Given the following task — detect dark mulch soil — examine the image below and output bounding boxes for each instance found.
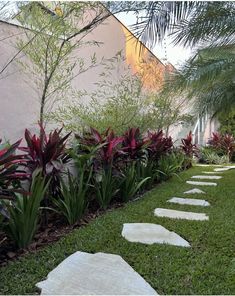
[0,201,124,266]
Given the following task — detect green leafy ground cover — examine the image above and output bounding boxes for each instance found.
[1,166,235,294]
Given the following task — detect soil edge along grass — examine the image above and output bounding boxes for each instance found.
[1,166,235,295]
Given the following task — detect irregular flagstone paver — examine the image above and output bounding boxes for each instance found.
[224,165,235,169]
[202,171,222,174]
[154,208,209,221]
[191,175,222,180]
[195,164,222,167]
[184,188,206,194]
[36,251,158,295]
[167,197,210,207]
[186,180,217,186]
[122,223,190,247]
[214,167,230,172]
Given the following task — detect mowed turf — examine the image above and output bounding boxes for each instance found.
[1,166,235,294]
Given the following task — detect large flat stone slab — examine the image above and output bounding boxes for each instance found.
[36,252,157,295]
[184,188,206,194]
[214,167,230,172]
[167,197,210,207]
[202,171,222,174]
[195,164,222,167]
[186,181,217,186]
[224,165,235,169]
[191,175,222,180]
[154,208,209,221]
[122,223,190,247]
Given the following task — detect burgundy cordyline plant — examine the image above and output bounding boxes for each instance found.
[208,132,235,160]
[122,127,146,161]
[180,131,198,158]
[208,132,221,150]
[145,130,173,160]
[19,124,71,198]
[75,127,124,170]
[0,138,28,218]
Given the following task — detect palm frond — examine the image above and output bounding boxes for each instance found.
[172,2,235,47]
[130,1,199,48]
[168,45,235,115]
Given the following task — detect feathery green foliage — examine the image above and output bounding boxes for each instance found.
[218,108,235,137]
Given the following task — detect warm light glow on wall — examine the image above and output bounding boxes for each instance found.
[121,25,165,92]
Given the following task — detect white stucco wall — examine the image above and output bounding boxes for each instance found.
[0,16,129,142]
[0,10,198,144]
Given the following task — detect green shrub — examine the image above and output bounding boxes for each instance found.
[218,108,235,137]
[94,167,119,210]
[199,147,229,164]
[54,142,95,225]
[173,149,191,170]
[53,171,90,225]
[119,163,150,202]
[3,170,49,249]
[157,152,183,180]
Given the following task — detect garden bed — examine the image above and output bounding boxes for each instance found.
[0,200,124,266]
[1,166,235,295]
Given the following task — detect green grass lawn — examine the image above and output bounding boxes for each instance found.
[1,166,235,295]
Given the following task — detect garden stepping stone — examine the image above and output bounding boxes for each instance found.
[154,208,209,221]
[167,197,210,207]
[122,223,190,247]
[224,165,235,169]
[36,251,158,295]
[191,175,222,180]
[202,171,222,174]
[195,164,222,167]
[186,181,217,186]
[184,188,205,194]
[214,167,230,172]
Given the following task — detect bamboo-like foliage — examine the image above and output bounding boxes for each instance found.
[15,2,112,126]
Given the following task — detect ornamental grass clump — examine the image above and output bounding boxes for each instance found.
[119,162,150,202]
[53,171,89,225]
[3,170,49,249]
[74,127,123,209]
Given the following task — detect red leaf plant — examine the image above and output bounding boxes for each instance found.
[208,132,221,150]
[208,132,235,160]
[76,127,124,169]
[180,131,198,157]
[122,127,147,160]
[145,130,173,160]
[0,139,28,188]
[19,125,71,175]
[221,134,235,159]
[19,124,71,198]
[0,138,28,218]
